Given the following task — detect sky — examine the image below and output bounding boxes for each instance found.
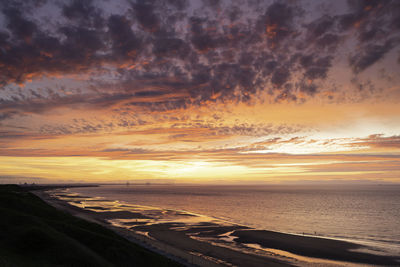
[0,0,400,184]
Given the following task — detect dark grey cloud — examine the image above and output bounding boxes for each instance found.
[339,1,400,73]
[189,16,227,52]
[349,40,395,73]
[271,68,290,87]
[108,14,141,59]
[166,0,188,10]
[337,0,384,31]
[302,15,342,53]
[153,37,189,59]
[0,4,104,84]
[315,33,340,51]
[0,31,10,46]
[62,0,104,29]
[0,0,399,116]
[60,26,104,61]
[3,7,37,42]
[132,1,160,32]
[258,2,302,48]
[303,56,333,80]
[306,15,335,39]
[298,82,318,96]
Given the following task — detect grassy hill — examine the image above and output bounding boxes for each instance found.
[0,185,181,267]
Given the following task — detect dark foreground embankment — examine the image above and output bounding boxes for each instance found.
[0,184,181,267]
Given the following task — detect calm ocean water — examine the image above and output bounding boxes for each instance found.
[71,184,400,255]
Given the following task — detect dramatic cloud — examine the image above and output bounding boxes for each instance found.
[0,0,397,105]
[0,0,399,183]
[349,40,395,73]
[261,2,300,48]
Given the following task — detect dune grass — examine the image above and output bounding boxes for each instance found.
[0,185,181,267]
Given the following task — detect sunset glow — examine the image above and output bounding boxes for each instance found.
[1,0,400,184]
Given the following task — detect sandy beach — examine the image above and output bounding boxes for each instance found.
[232,230,400,265]
[34,188,400,267]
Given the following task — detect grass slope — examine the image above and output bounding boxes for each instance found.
[0,185,181,267]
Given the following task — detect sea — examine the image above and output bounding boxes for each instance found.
[69,184,400,257]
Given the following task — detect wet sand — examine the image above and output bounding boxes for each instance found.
[34,189,292,266]
[34,188,400,267]
[232,230,400,265]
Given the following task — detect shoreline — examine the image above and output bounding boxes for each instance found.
[35,187,400,267]
[33,189,224,267]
